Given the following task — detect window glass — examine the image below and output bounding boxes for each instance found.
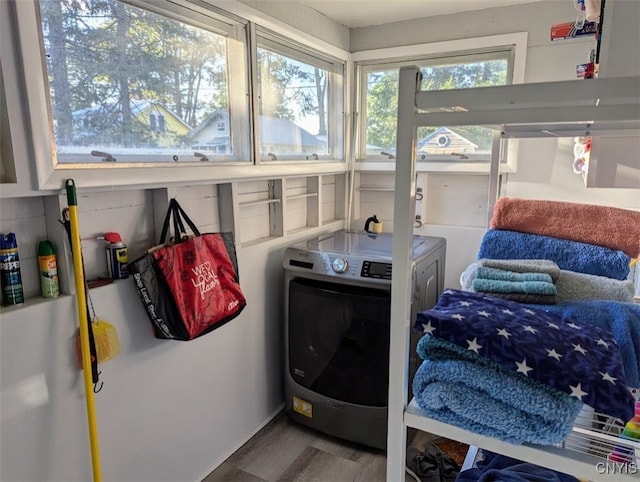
[256,32,343,161]
[37,0,247,163]
[361,52,510,160]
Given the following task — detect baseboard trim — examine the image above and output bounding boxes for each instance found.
[195,403,285,482]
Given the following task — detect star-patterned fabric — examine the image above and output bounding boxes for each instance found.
[415,289,634,421]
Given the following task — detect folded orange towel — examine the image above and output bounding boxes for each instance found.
[490,198,640,258]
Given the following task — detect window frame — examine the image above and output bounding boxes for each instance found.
[8,0,349,191]
[37,0,252,164]
[353,32,527,174]
[253,25,345,163]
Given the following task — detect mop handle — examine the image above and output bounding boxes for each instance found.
[66,179,102,482]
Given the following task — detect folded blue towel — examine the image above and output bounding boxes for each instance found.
[533,301,640,389]
[477,230,631,281]
[472,278,557,295]
[413,336,583,445]
[456,451,580,481]
[477,266,553,283]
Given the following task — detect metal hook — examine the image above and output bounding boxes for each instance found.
[93,372,103,393]
[414,215,423,228]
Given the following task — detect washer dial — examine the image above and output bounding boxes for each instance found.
[331,258,349,273]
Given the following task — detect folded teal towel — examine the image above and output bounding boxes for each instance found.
[476,266,553,283]
[472,278,558,295]
[479,259,561,283]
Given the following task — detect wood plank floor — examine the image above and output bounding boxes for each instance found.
[203,411,436,482]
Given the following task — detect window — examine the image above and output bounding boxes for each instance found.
[354,34,526,168]
[37,0,249,164]
[10,0,349,189]
[256,28,344,161]
[360,51,510,161]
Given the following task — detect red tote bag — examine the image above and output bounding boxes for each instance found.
[130,199,246,340]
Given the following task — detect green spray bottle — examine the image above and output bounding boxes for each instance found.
[38,240,60,298]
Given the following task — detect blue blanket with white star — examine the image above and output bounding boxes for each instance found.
[414,289,634,421]
[413,336,584,445]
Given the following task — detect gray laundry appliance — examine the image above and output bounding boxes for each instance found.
[282,229,446,449]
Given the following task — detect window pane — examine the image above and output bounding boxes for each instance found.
[364,56,509,158]
[38,0,239,163]
[257,47,329,160]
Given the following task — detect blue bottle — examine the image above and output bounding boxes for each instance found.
[0,233,25,305]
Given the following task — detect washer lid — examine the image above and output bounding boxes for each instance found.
[296,229,437,259]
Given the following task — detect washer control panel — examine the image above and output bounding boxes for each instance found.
[361,261,392,280]
[284,248,396,282]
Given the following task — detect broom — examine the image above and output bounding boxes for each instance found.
[61,211,120,384]
[64,179,103,482]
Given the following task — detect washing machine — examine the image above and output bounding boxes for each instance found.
[282,229,446,449]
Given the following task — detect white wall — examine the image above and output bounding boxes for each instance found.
[0,186,343,481]
[238,0,350,50]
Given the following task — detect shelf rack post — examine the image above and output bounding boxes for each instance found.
[387,65,421,482]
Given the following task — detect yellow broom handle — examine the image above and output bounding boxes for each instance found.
[66,180,102,482]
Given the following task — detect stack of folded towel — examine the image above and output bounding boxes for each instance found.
[412,290,636,444]
[472,198,639,302]
[462,259,560,304]
[461,259,636,305]
[461,197,640,396]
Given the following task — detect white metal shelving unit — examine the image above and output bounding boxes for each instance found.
[387,66,640,482]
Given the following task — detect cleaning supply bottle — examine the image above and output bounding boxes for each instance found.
[38,240,60,298]
[0,233,24,305]
[104,232,128,279]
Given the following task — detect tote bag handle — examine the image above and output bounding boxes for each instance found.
[159,199,201,245]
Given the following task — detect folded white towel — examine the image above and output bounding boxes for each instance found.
[556,270,635,303]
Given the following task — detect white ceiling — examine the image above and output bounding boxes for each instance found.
[298,0,547,28]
